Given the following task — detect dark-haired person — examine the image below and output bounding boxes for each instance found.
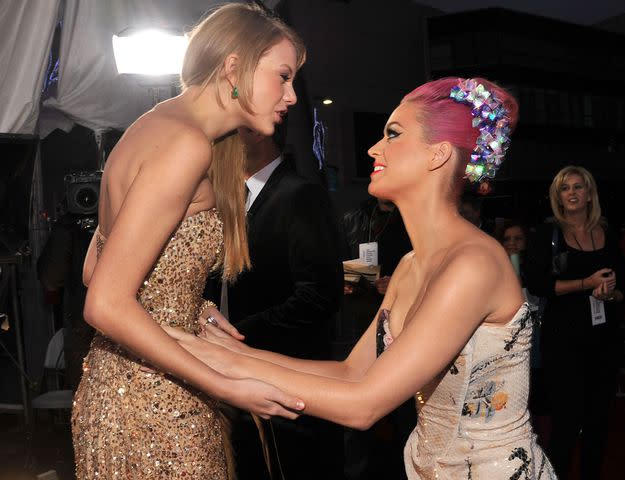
[168,78,556,479]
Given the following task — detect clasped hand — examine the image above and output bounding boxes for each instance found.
[588,268,616,301]
[138,310,303,420]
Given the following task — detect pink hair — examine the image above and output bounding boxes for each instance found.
[402,77,519,161]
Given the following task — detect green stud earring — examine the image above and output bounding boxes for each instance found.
[231,86,239,99]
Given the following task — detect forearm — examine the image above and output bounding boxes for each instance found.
[239,344,355,380]
[555,277,590,295]
[233,351,374,429]
[85,296,233,401]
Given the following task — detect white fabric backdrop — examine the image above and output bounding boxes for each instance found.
[40,0,244,137]
[0,0,61,134]
[1,0,280,137]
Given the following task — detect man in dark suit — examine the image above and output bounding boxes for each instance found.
[207,126,344,480]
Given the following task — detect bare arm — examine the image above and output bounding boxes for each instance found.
[173,248,505,429]
[200,255,409,381]
[555,268,614,295]
[82,233,97,287]
[214,313,378,381]
[84,129,302,418]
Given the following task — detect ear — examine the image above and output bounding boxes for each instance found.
[428,141,453,172]
[223,53,239,85]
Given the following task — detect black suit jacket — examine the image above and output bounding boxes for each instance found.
[207,161,343,359]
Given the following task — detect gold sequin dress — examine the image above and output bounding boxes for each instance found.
[377,304,557,479]
[72,209,229,479]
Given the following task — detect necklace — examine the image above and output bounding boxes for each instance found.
[570,228,596,251]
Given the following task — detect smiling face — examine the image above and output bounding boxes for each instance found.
[558,173,591,215]
[241,38,298,136]
[366,102,437,201]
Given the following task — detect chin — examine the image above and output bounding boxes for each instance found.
[369,182,400,205]
[368,181,385,199]
[254,122,275,137]
[242,115,274,137]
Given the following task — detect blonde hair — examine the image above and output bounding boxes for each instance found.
[208,133,248,282]
[549,165,602,230]
[181,3,306,281]
[181,3,306,113]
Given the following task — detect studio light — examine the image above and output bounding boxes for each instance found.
[322,98,333,105]
[112,29,188,75]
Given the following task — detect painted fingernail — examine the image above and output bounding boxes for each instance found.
[296,400,305,410]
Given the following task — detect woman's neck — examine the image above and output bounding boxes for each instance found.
[178,86,242,141]
[395,190,461,266]
[563,209,589,232]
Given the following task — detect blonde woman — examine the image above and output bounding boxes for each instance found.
[525,166,624,478]
[71,4,305,479]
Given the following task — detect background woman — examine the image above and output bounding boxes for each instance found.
[168,77,556,479]
[526,166,624,479]
[71,4,305,479]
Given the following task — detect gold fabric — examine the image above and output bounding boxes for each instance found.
[72,209,229,479]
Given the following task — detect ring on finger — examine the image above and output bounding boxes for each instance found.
[206,316,219,328]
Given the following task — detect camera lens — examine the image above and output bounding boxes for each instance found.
[75,186,98,210]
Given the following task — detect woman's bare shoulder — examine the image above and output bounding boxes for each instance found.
[395,251,416,272]
[441,234,507,285]
[442,234,522,322]
[110,110,211,172]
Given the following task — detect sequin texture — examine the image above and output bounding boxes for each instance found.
[72,209,228,479]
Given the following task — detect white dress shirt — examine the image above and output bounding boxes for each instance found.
[221,155,283,316]
[245,156,282,212]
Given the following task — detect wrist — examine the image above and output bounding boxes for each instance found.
[200,368,231,402]
[214,345,244,378]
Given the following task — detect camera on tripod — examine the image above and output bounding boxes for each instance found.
[64,171,102,216]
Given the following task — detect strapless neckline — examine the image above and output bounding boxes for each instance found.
[377,302,531,348]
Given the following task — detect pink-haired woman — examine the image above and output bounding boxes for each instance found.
[168,78,557,479]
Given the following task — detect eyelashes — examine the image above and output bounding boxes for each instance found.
[386,128,400,139]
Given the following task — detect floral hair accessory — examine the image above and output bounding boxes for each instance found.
[449,79,512,183]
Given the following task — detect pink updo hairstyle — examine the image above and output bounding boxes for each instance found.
[402,77,519,192]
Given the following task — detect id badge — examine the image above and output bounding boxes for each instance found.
[359,242,378,266]
[589,296,606,326]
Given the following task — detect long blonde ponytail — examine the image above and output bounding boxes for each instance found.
[209,132,250,282]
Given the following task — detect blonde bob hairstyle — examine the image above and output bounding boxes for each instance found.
[549,165,603,231]
[181,3,305,282]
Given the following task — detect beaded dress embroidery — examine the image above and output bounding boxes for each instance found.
[376,304,557,479]
[72,209,229,479]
